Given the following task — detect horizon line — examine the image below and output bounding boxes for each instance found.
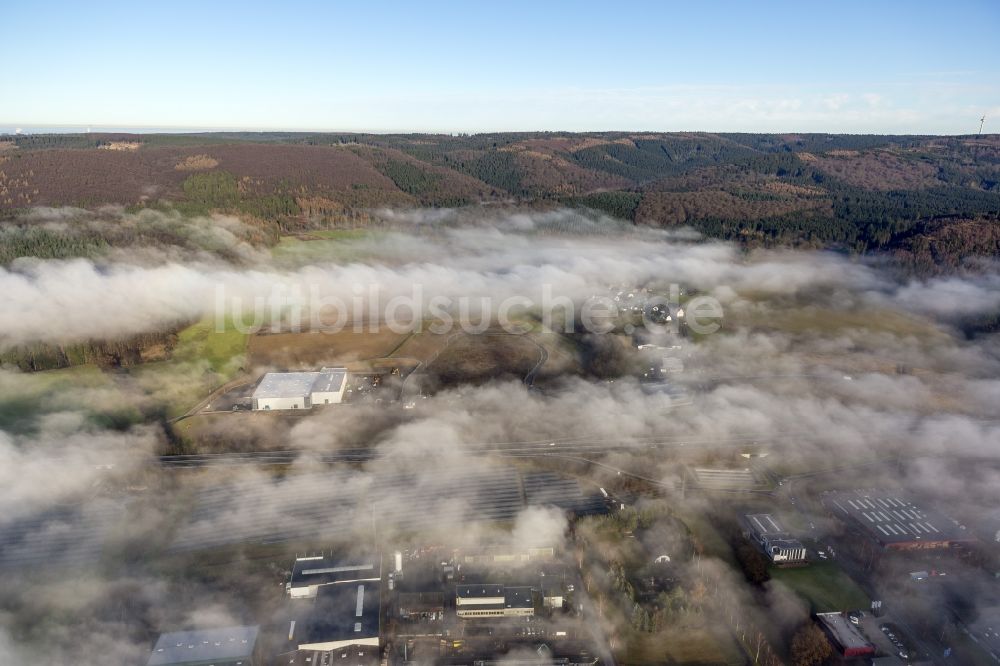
[0,124,991,138]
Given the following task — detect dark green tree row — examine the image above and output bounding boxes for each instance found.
[0,206,275,266]
[0,226,110,264]
[570,191,642,220]
[0,331,176,372]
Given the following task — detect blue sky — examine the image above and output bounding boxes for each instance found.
[3,0,999,133]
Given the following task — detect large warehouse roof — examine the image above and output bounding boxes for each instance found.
[823,489,969,546]
[457,584,504,599]
[745,513,786,537]
[312,368,346,393]
[289,557,379,590]
[252,369,347,399]
[504,587,534,609]
[147,625,258,666]
[253,372,319,399]
[294,582,380,648]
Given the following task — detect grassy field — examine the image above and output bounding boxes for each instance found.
[770,561,869,612]
[390,330,453,362]
[305,229,372,240]
[0,317,251,430]
[132,316,249,418]
[427,332,543,386]
[270,229,383,267]
[171,316,249,374]
[623,623,744,665]
[247,328,409,369]
[746,305,946,340]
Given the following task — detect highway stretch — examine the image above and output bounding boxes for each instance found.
[156,429,816,468]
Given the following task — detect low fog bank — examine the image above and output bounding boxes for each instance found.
[2,207,1000,663]
[3,207,999,350]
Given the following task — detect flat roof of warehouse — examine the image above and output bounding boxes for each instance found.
[312,368,346,393]
[253,372,319,399]
[147,625,258,665]
[823,489,969,544]
[290,582,380,648]
[289,557,380,589]
[767,537,805,550]
[252,369,346,399]
[745,513,787,536]
[457,584,504,598]
[504,587,534,608]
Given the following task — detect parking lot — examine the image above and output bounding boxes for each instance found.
[856,612,921,663]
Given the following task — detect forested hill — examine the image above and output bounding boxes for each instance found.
[1,131,999,269]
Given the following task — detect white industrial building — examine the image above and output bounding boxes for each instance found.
[455,584,534,618]
[252,368,347,411]
[762,537,808,563]
[744,513,808,564]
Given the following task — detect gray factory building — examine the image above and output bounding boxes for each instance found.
[822,489,973,550]
[284,582,381,652]
[286,556,380,599]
